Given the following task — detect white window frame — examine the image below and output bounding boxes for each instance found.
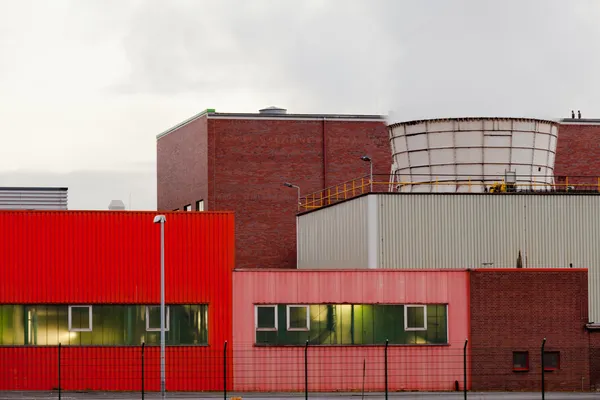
[404,304,427,331]
[196,200,204,211]
[255,305,278,331]
[146,305,170,332]
[184,204,192,211]
[68,305,93,332]
[286,305,310,331]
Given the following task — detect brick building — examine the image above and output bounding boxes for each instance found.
[156,107,391,269]
[469,269,591,391]
[555,118,600,187]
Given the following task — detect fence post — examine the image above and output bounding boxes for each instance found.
[58,342,61,400]
[541,338,546,400]
[385,339,389,400]
[305,340,309,400]
[224,341,228,400]
[463,339,468,399]
[141,342,145,400]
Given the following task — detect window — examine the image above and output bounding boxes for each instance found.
[287,305,310,331]
[196,200,204,211]
[184,204,192,211]
[254,304,448,346]
[405,305,427,331]
[146,306,170,331]
[543,351,560,371]
[256,306,277,331]
[172,208,179,211]
[0,304,208,346]
[513,351,529,371]
[68,306,92,332]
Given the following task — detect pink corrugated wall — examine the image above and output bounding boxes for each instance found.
[232,269,470,392]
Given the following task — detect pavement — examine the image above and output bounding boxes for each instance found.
[0,392,600,400]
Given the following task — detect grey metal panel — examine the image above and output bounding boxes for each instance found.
[297,196,369,269]
[0,188,68,210]
[376,193,600,321]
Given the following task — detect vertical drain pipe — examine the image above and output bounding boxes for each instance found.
[322,117,327,190]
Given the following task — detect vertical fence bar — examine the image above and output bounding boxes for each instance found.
[362,359,366,400]
[463,339,468,399]
[541,338,546,399]
[224,341,228,400]
[305,340,309,400]
[141,342,145,400]
[58,342,61,400]
[385,339,389,400]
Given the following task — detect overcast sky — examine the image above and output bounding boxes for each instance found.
[1,0,598,210]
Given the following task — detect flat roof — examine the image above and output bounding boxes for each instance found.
[156,108,386,139]
[560,118,600,125]
[298,191,600,216]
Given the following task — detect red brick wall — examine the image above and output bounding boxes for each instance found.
[209,118,390,269]
[157,115,209,211]
[469,269,589,391]
[555,124,600,185]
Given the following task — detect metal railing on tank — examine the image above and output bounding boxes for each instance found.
[298,174,600,212]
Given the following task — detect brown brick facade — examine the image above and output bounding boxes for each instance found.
[554,123,600,184]
[157,114,390,269]
[469,269,590,391]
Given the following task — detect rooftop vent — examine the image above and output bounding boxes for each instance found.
[108,200,126,210]
[259,106,287,115]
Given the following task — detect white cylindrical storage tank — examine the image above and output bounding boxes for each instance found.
[388,117,559,193]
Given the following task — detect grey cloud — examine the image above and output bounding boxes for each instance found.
[115,0,600,119]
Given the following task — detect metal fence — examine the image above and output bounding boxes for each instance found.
[298,174,600,212]
[0,339,594,398]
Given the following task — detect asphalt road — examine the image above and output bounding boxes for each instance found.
[1,392,600,400]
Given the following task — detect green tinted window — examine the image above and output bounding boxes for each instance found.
[255,304,448,346]
[256,306,276,329]
[0,304,208,346]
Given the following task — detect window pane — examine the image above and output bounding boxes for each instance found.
[544,352,559,369]
[288,306,308,330]
[406,306,425,329]
[257,307,276,329]
[70,306,91,331]
[147,306,162,330]
[308,305,330,345]
[513,352,528,369]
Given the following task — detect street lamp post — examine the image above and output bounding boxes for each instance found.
[283,182,301,207]
[153,214,167,399]
[360,156,373,192]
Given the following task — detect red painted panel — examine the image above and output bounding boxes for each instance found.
[232,270,470,392]
[0,346,227,391]
[0,210,234,391]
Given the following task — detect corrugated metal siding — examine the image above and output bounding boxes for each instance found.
[0,210,234,391]
[0,188,68,210]
[383,194,600,323]
[232,270,469,391]
[297,196,369,269]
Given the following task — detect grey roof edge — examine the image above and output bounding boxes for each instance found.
[156,109,387,140]
[0,187,68,191]
[156,109,212,140]
[560,118,600,125]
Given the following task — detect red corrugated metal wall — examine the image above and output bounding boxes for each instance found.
[0,210,234,392]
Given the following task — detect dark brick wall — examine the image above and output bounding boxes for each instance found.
[157,116,209,212]
[555,124,600,184]
[469,269,589,391]
[589,332,600,391]
[158,116,390,269]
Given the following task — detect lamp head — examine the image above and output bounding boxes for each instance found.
[283,182,293,188]
[153,215,166,224]
[360,155,372,162]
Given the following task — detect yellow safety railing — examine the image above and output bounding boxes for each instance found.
[297,174,600,212]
